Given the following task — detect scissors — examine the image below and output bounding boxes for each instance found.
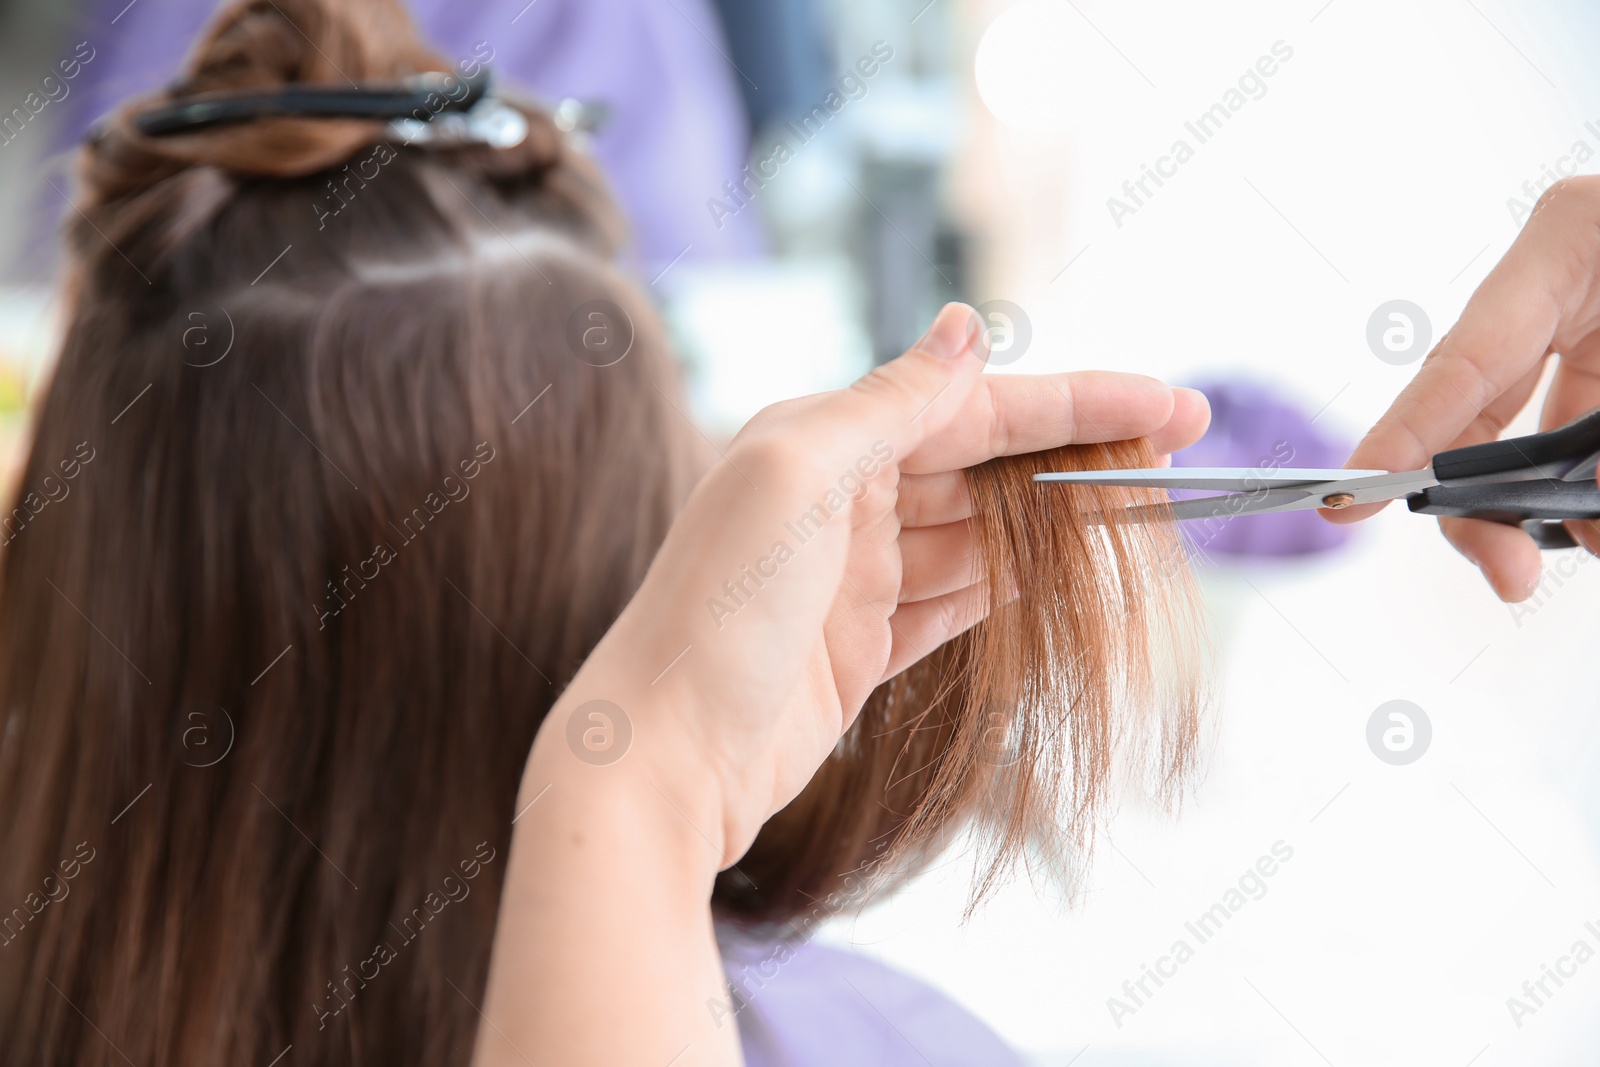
[1034,409,1600,550]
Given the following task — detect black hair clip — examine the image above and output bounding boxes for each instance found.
[125,68,527,148]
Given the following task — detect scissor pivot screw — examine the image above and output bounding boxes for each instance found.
[1322,492,1355,509]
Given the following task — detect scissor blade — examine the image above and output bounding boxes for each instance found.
[1100,487,1316,523]
[1090,468,1443,524]
[1033,467,1390,491]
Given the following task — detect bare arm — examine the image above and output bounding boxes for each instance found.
[472,710,734,1066]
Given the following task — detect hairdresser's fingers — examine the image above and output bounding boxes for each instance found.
[1147,387,1211,456]
[726,302,989,496]
[828,303,992,467]
[896,471,972,527]
[676,302,983,602]
[1326,354,1548,592]
[1438,516,1544,601]
[1326,349,1550,531]
[1539,338,1600,429]
[897,520,981,603]
[641,306,988,722]
[880,580,992,681]
[1330,178,1600,525]
[892,389,1209,529]
[897,371,1179,475]
[1399,370,1553,596]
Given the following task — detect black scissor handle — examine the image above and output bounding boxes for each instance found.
[1523,521,1582,550]
[1410,477,1600,520]
[1416,407,1600,550]
[1408,479,1600,549]
[1432,408,1600,485]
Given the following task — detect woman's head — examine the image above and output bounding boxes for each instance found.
[0,0,695,1061]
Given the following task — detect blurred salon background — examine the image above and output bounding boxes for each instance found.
[3,0,1600,1063]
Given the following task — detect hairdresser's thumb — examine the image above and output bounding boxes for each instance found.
[850,303,989,450]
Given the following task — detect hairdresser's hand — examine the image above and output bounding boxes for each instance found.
[477,303,1208,1067]
[1328,176,1600,601]
[546,302,1209,866]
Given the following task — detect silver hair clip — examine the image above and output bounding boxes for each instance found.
[388,96,528,149]
[551,98,610,135]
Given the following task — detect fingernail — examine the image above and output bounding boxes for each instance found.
[915,303,981,361]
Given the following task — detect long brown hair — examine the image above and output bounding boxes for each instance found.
[0,0,1206,1062]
